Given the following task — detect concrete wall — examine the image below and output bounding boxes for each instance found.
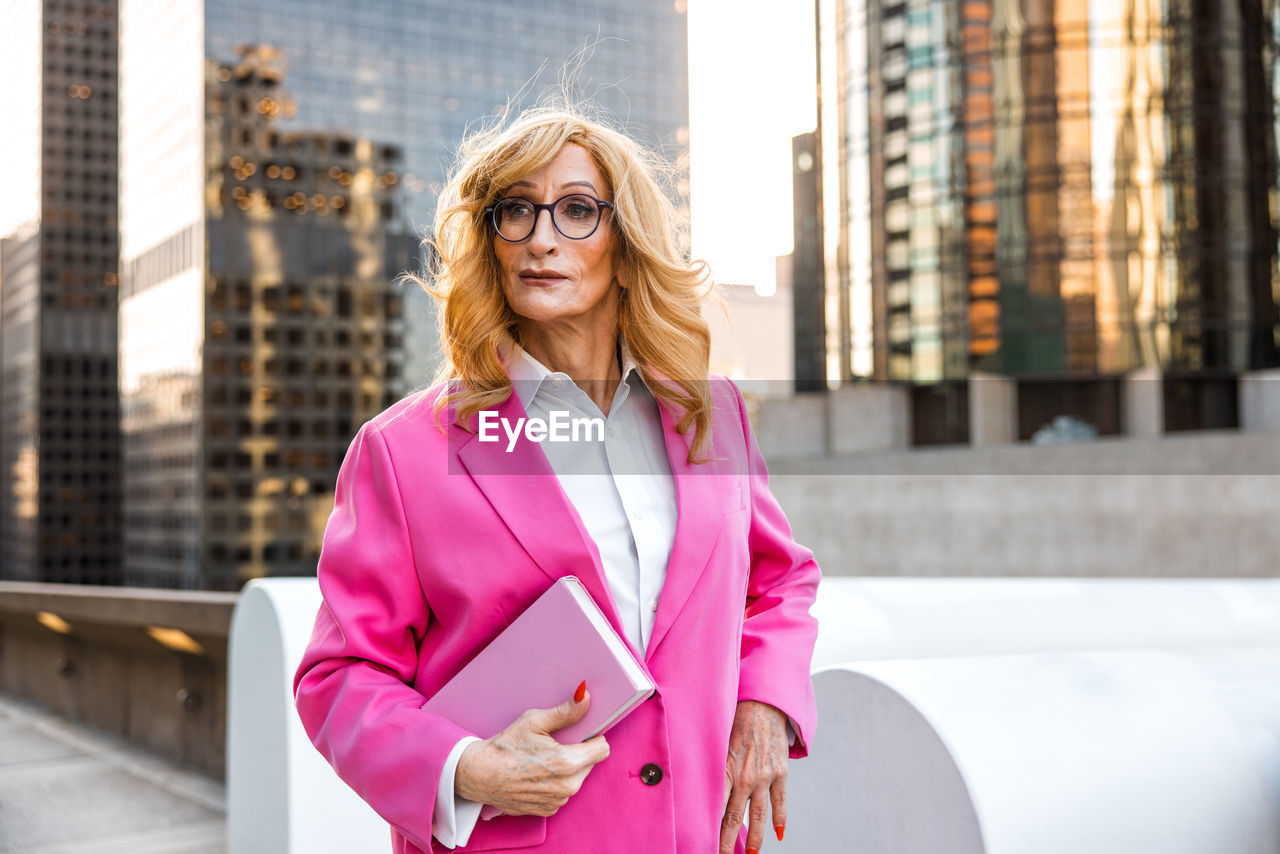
[828,384,910,456]
[0,582,237,776]
[1241,369,1280,432]
[969,373,1017,445]
[752,384,912,459]
[767,431,1280,578]
[753,392,828,458]
[1123,368,1164,437]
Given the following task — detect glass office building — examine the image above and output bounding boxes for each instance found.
[118,0,689,588]
[0,0,122,583]
[820,0,1280,439]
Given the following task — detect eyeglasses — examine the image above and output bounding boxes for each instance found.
[484,194,614,242]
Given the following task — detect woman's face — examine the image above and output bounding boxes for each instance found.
[491,142,623,337]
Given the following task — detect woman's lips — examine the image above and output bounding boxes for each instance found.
[518,273,567,286]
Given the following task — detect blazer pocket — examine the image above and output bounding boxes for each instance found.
[458,814,547,852]
[721,476,747,515]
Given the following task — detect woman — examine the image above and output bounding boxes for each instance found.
[294,106,820,854]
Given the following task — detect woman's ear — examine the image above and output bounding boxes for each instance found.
[611,236,628,290]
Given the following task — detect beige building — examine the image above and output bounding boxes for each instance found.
[706,257,795,398]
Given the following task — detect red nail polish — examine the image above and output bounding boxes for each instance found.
[775,823,785,841]
[746,848,759,854]
[574,680,586,703]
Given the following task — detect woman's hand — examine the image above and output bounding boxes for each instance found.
[721,700,789,854]
[454,685,611,817]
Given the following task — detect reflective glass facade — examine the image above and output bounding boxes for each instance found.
[826,0,1280,390]
[1,0,122,584]
[119,1,689,588]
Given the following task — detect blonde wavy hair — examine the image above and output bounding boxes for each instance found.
[414,105,714,461]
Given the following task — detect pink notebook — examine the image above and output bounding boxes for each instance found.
[423,575,656,746]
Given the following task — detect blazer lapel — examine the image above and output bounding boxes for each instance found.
[454,392,626,640]
[645,400,722,660]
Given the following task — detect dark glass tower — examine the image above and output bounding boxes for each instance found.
[1,0,122,584]
[792,131,827,391]
[118,1,690,588]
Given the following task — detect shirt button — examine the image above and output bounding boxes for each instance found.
[640,763,663,786]
[606,427,615,438]
[632,509,644,520]
[650,599,659,612]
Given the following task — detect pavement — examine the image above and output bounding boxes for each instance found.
[0,693,226,853]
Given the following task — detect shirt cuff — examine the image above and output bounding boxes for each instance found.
[432,736,484,849]
[786,718,798,747]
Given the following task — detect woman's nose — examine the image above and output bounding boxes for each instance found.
[526,208,559,253]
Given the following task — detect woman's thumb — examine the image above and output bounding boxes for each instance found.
[533,681,590,734]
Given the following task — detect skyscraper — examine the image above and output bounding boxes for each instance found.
[117,1,690,588]
[792,131,827,391]
[819,0,1280,440]
[0,0,122,584]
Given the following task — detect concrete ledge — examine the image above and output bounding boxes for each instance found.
[766,432,1280,578]
[0,582,238,777]
[810,577,1280,665]
[0,581,237,637]
[768,429,1280,475]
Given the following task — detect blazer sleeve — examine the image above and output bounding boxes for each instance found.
[293,422,473,853]
[729,383,821,758]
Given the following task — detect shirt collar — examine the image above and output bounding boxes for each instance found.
[506,338,643,412]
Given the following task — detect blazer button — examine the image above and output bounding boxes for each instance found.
[640,762,663,786]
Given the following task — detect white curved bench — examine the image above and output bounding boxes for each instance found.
[228,576,1280,852]
[227,579,388,854]
[784,650,1280,853]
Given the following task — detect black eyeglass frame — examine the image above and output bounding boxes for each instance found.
[484,194,615,242]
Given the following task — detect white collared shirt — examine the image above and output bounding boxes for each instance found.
[432,342,677,848]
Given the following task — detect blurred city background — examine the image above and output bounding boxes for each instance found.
[1,0,1278,851]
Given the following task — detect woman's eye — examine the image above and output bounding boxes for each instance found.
[504,201,532,217]
[564,203,592,218]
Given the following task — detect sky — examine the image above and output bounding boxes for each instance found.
[687,0,817,294]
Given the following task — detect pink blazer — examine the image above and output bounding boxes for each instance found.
[294,377,820,853]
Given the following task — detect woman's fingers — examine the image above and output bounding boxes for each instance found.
[770,776,787,841]
[721,780,774,854]
[722,700,790,853]
[574,733,611,766]
[455,687,610,816]
[747,787,771,853]
[719,785,748,854]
